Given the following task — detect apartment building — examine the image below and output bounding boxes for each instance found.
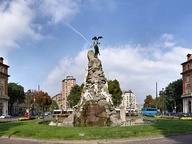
[120,90,138,113]
[181,54,192,113]
[0,57,10,115]
[52,93,62,109]
[61,76,76,110]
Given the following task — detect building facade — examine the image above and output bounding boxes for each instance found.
[61,76,76,110]
[0,57,10,115]
[181,54,192,113]
[120,90,138,113]
[52,93,62,109]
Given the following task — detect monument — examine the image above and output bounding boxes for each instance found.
[73,36,125,126]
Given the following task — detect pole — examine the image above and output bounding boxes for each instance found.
[162,88,164,115]
[173,99,176,113]
[163,95,164,115]
[156,82,158,109]
[28,90,30,118]
[159,88,164,115]
[38,85,40,118]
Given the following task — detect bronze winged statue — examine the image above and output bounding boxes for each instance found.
[90,36,103,58]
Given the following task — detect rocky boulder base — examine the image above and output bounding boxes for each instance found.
[74,50,124,126]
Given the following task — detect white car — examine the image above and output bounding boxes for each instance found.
[44,112,51,116]
[0,114,12,119]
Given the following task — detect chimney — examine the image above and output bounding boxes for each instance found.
[0,57,3,63]
[187,54,192,61]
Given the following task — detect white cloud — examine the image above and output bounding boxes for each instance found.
[0,0,80,61]
[164,42,176,48]
[1,0,191,106]
[42,36,192,104]
[162,33,174,41]
[42,49,87,95]
[0,0,42,58]
[40,0,80,24]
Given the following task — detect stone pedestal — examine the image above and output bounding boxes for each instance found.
[120,106,126,121]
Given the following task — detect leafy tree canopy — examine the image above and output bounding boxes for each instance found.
[67,84,83,107]
[143,95,156,108]
[50,100,58,110]
[27,90,52,112]
[8,82,25,104]
[8,82,25,114]
[164,78,182,112]
[33,91,52,106]
[108,79,122,106]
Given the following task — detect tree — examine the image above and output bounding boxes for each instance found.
[49,100,58,111]
[32,91,52,112]
[67,84,83,107]
[8,82,25,115]
[143,95,156,108]
[156,96,163,111]
[164,79,182,112]
[108,79,122,106]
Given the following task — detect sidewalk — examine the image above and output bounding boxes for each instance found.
[1,133,192,144]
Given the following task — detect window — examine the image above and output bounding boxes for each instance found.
[0,89,4,96]
[186,64,190,70]
[186,76,190,83]
[0,78,4,85]
[0,67,4,73]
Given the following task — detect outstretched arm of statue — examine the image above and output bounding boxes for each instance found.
[90,41,97,48]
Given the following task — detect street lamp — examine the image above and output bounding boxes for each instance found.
[171,99,176,113]
[27,90,31,118]
[159,88,165,115]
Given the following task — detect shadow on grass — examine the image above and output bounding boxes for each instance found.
[149,118,192,143]
[0,121,24,137]
[8,131,20,138]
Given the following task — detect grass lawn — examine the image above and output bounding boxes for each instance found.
[0,118,192,140]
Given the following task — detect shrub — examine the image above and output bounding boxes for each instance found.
[180,117,192,121]
[154,115,174,119]
[0,120,12,123]
[17,118,29,121]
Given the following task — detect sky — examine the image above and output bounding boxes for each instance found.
[1,0,192,105]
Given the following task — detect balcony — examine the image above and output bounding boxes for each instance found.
[181,93,192,98]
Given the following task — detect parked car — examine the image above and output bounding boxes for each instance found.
[23,113,29,117]
[0,114,12,119]
[44,112,51,116]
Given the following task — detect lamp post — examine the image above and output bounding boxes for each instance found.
[27,90,31,118]
[33,95,35,115]
[37,85,40,118]
[159,88,165,115]
[172,99,176,113]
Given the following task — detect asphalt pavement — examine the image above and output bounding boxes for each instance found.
[1,133,192,144]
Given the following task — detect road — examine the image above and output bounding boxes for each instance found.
[1,133,192,144]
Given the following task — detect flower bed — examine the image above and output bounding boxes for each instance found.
[0,119,12,123]
[180,117,192,121]
[17,117,30,121]
[154,115,174,119]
